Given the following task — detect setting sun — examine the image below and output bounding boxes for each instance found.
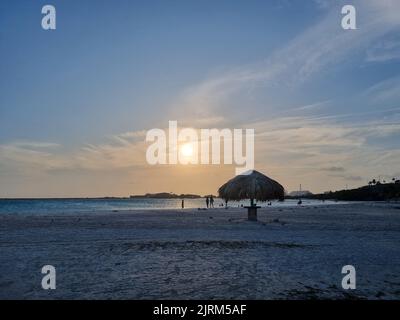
[180,142,194,158]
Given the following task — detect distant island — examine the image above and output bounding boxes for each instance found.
[287,190,313,197]
[130,192,203,199]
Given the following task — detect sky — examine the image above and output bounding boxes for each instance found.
[1,0,400,197]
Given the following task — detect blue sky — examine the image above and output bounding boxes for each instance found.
[1,0,400,197]
[1,0,310,145]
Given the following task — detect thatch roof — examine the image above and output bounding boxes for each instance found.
[218,170,284,202]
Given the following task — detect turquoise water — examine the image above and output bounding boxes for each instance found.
[0,198,340,215]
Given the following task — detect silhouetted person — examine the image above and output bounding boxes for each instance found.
[206,197,209,208]
[297,199,302,205]
[181,199,184,209]
[210,196,214,208]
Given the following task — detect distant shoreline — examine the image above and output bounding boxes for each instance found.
[0,196,205,201]
[0,192,217,200]
[1,182,399,201]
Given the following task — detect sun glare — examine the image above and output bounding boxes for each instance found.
[180,143,194,158]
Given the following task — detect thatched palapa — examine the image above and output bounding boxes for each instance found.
[218,170,285,220]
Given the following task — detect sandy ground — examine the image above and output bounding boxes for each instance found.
[1,203,400,299]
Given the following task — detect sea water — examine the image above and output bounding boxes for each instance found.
[0,198,343,215]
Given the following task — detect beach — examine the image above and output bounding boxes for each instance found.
[1,202,400,299]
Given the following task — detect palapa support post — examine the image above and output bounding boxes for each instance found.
[246,206,260,221]
[245,198,260,221]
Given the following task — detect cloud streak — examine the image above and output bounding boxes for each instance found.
[172,0,400,120]
[2,0,400,196]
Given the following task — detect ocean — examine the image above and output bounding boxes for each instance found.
[0,198,341,215]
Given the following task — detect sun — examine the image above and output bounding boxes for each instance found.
[180,143,194,158]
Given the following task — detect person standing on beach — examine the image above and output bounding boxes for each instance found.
[206,197,209,208]
[181,199,184,209]
[210,196,214,208]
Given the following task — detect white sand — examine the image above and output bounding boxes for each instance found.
[1,203,400,299]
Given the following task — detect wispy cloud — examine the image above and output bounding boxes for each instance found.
[321,166,346,172]
[173,0,400,120]
[312,0,331,10]
[0,131,148,174]
[362,75,400,105]
[366,38,400,62]
[0,141,64,171]
[2,0,400,196]
[247,112,400,190]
